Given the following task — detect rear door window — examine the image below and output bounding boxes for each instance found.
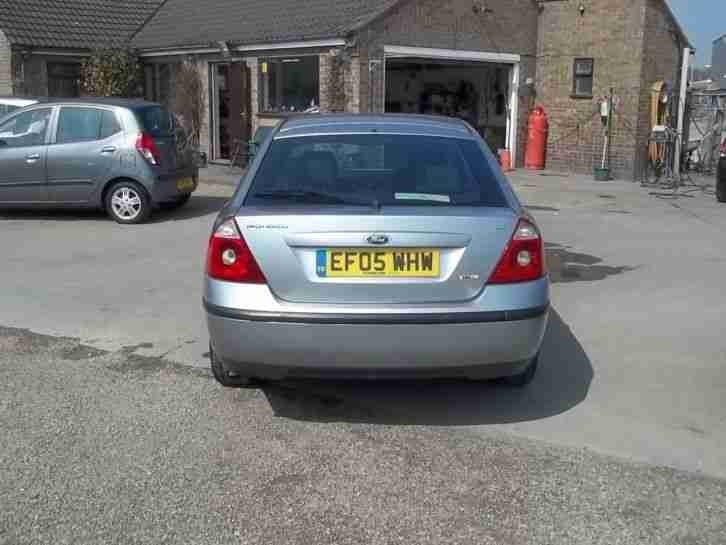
[57,107,103,144]
[245,134,508,207]
[99,110,122,139]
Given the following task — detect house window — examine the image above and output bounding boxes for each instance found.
[572,58,594,98]
[47,62,81,98]
[258,56,320,114]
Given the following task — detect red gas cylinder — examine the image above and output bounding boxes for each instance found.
[525,106,549,170]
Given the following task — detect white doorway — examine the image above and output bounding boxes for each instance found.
[384,46,520,160]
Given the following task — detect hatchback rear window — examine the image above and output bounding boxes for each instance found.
[134,106,175,137]
[245,134,508,207]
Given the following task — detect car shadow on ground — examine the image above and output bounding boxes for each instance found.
[0,195,228,224]
[260,309,593,426]
[150,196,229,223]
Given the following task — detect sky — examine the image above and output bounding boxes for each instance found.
[667,0,726,66]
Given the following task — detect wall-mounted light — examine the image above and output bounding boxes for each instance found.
[579,3,585,16]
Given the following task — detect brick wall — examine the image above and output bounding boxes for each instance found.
[197,59,211,158]
[634,0,686,179]
[319,52,347,113]
[356,0,539,165]
[0,30,12,95]
[536,0,649,179]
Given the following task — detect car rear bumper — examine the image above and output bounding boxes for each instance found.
[205,301,548,380]
[151,169,199,202]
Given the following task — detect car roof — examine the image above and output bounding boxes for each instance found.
[276,114,477,140]
[40,97,161,109]
[4,97,160,111]
[0,96,44,106]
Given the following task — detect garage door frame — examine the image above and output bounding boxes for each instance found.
[383,45,521,164]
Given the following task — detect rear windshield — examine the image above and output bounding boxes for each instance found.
[134,106,175,137]
[245,134,508,207]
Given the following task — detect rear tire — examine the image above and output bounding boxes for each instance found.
[502,354,539,387]
[105,180,152,224]
[159,194,192,210]
[717,181,726,203]
[209,345,256,388]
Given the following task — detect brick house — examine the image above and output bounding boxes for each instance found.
[537,0,691,179]
[4,0,688,180]
[133,0,538,168]
[0,0,163,97]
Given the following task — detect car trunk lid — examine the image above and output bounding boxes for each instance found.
[236,206,517,305]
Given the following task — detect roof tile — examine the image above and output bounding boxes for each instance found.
[131,0,401,50]
[0,0,164,49]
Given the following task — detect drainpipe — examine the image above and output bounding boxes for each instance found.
[674,47,692,177]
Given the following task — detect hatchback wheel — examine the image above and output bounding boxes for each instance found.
[717,182,726,203]
[106,181,152,224]
[209,345,256,388]
[502,354,539,387]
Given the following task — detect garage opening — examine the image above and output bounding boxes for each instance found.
[385,57,512,154]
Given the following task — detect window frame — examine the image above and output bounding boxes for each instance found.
[572,57,594,99]
[257,55,321,115]
[0,107,54,149]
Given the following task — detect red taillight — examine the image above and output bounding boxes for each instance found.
[488,218,545,284]
[206,219,266,284]
[135,132,161,166]
[720,141,726,157]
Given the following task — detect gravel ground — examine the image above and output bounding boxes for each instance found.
[1,326,724,545]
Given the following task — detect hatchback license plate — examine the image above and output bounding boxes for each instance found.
[177,178,194,192]
[316,249,440,278]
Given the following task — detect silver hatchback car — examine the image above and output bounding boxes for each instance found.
[205,115,549,386]
[0,98,198,223]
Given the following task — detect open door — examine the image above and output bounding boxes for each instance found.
[213,62,251,161]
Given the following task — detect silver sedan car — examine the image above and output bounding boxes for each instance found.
[204,115,549,387]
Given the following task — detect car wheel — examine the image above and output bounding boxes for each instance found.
[209,345,256,388]
[502,354,539,387]
[105,180,152,224]
[159,194,192,211]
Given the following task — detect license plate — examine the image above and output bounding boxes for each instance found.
[316,249,440,278]
[176,178,195,192]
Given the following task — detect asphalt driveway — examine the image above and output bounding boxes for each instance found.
[1,170,725,542]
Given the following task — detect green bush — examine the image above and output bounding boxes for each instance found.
[81,48,142,97]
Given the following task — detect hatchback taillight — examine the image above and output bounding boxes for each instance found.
[206,218,266,284]
[488,218,545,284]
[135,132,161,166]
[720,141,726,158]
